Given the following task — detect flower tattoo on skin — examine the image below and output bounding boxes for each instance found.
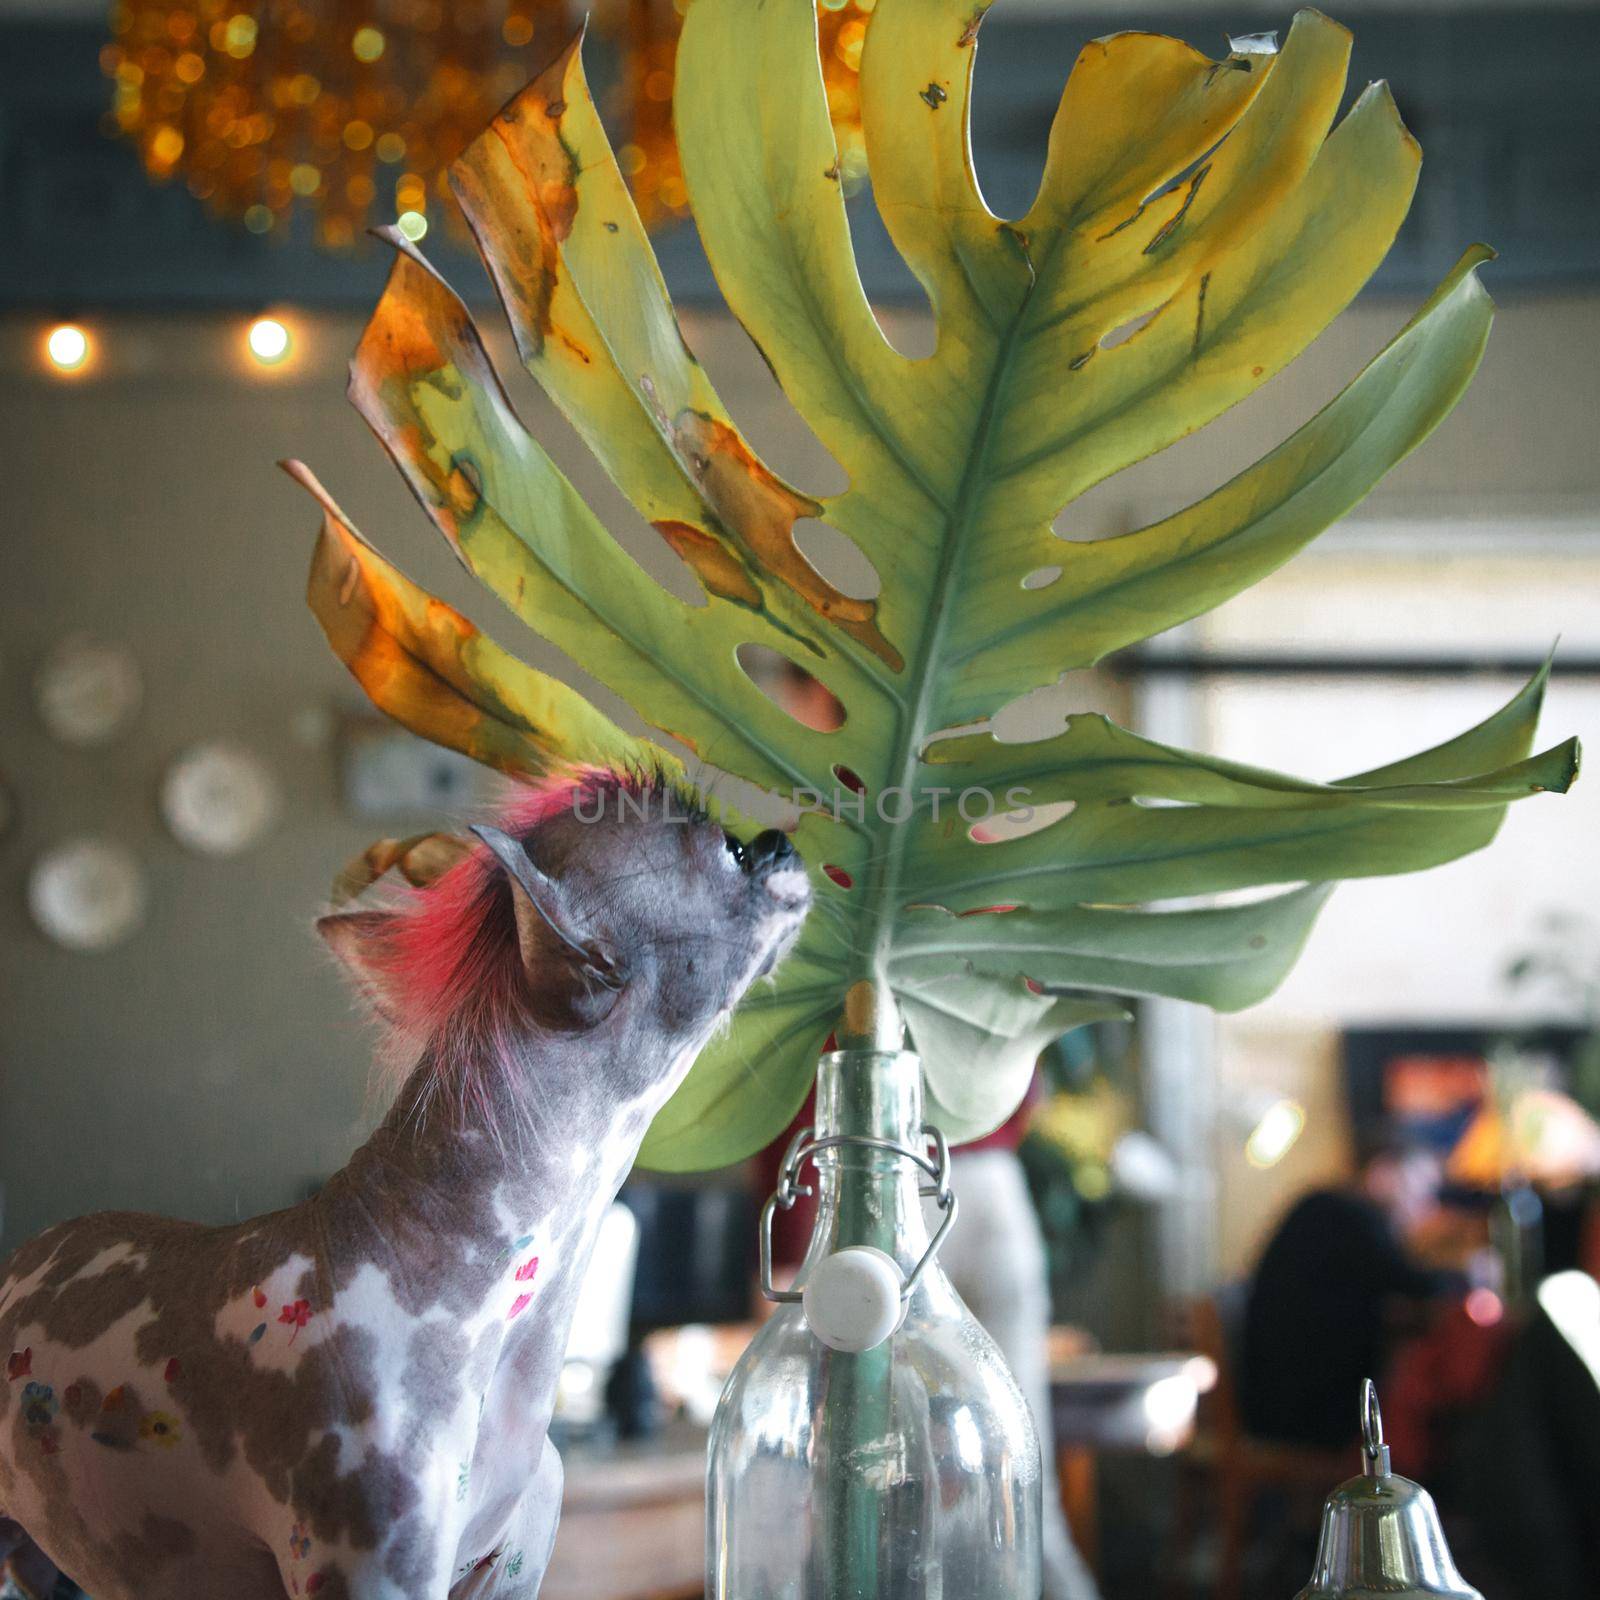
[278,1299,314,1342]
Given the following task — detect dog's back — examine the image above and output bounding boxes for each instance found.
[1,1206,327,1600]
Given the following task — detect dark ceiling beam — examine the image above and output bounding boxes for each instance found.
[2,8,1597,310]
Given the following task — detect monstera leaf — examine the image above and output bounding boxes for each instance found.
[292,0,1578,1168]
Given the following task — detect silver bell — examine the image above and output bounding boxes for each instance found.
[1294,1381,1484,1600]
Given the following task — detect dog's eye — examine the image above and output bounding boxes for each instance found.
[724,833,751,872]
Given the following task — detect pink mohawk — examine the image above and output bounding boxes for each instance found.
[347,763,697,1117]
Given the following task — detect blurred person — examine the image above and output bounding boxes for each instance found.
[1452,1269,1600,1600]
[1241,1131,1461,1449]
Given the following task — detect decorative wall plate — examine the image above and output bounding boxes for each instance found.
[35,636,142,746]
[160,742,279,856]
[28,838,147,951]
[339,720,490,818]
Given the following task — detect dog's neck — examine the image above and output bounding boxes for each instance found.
[317,1011,710,1360]
[311,1022,697,1541]
[327,1021,679,1285]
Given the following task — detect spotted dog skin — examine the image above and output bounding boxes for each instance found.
[0,775,810,1599]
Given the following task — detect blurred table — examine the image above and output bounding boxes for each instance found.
[541,1425,707,1600]
[1050,1346,1218,1573]
[541,1331,1212,1597]
[1051,1349,1216,1454]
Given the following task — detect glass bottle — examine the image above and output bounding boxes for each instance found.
[707,1044,1043,1599]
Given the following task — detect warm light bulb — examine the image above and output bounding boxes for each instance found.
[247,316,292,365]
[1244,1098,1306,1169]
[45,323,91,374]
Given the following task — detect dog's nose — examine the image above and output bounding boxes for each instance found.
[749,829,797,872]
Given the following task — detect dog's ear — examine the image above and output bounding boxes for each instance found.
[318,910,406,1023]
[472,825,628,1028]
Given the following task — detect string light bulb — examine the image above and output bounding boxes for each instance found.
[246,316,292,367]
[44,323,92,375]
[1245,1097,1307,1169]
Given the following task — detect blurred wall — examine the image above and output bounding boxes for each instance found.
[1207,578,1600,1277]
[2,283,1599,1258]
[0,304,849,1252]
[1,313,427,1250]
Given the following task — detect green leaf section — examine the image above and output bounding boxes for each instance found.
[898,975,1129,1139]
[941,247,1500,719]
[892,889,1336,1014]
[291,0,1578,1168]
[925,673,1578,821]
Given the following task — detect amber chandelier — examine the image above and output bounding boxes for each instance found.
[617,0,873,230]
[103,0,874,249]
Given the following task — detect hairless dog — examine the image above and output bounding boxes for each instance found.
[0,769,810,1599]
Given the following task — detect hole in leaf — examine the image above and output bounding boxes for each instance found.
[1021,565,1062,591]
[678,315,850,497]
[1142,146,1218,208]
[877,305,938,360]
[985,671,1121,745]
[1052,512,1129,545]
[959,903,1020,917]
[1099,302,1167,350]
[736,644,846,732]
[989,681,1069,743]
[832,763,866,794]
[793,518,881,600]
[967,32,1046,226]
[1130,794,1198,809]
[1209,883,1306,908]
[969,799,1076,844]
[550,458,707,604]
[823,864,854,889]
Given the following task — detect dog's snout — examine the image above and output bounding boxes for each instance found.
[749,829,796,873]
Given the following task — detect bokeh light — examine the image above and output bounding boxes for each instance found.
[103,0,874,249]
[246,316,292,365]
[1244,1098,1306,1169]
[44,324,92,374]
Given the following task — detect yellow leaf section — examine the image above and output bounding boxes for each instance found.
[995,47,1421,525]
[857,0,1031,339]
[287,459,656,781]
[682,5,1418,660]
[941,247,1496,717]
[450,29,900,670]
[674,0,942,538]
[347,237,872,801]
[1027,31,1271,229]
[871,7,1415,543]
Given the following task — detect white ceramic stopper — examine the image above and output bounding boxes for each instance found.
[802,1246,905,1353]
